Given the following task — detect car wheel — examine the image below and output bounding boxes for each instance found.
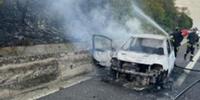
[110,68,119,80]
[156,71,168,88]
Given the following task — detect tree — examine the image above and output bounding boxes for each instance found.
[0,0,3,6]
[138,0,193,31]
[177,12,193,29]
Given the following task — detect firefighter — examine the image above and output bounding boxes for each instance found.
[195,34,199,49]
[194,27,200,49]
[184,28,198,61]
[170,28,184,57]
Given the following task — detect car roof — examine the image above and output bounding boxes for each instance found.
[131,34,168,40]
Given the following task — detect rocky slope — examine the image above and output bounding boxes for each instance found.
[0,0,67,47]
[0,0,193,47]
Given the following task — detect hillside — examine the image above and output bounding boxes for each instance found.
[137,0,193,31]
[0,0,193,47]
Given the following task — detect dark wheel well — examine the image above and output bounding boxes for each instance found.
[151,64,163,71]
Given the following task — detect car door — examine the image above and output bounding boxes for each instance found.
[92,35,113,67]
[167,40,176,72]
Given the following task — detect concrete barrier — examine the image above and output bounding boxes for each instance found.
[0,43,74,57]
[0,43,93,99]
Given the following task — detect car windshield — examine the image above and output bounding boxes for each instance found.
[122,37,164,55]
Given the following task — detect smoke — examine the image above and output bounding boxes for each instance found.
[48,0,167,49]
[132,5,168,36]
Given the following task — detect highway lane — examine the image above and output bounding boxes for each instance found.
[39,45,200,100]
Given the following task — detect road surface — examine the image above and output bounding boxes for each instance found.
[38,1,200,100]
[39,44,200,100]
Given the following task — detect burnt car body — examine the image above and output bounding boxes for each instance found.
[92,34,175,89]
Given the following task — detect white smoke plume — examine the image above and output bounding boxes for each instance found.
[48,0,167,49]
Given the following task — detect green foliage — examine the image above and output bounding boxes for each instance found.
[177,12,193,29]
[138,0,193,31]
[0,0,3,6]
[109,0,193,32]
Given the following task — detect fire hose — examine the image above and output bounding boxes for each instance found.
[175,65,200,72]
[173,79,200,100]
[173,65,200,100]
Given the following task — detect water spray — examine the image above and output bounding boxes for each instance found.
[132,5,169,37]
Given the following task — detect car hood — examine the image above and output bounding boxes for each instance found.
[117,51,166,65]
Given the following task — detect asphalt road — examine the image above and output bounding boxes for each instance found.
[39,45,200,100]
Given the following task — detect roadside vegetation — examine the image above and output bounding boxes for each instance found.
[0,0,193,47]
[138,0,193,31]
[110,0,193,32]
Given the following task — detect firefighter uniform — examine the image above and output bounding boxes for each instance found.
[195,29,199,49]
[195,32,199,49]
[170,30,183,57]
[184,31,197,61]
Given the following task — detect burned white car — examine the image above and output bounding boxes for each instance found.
[92,34,175,89]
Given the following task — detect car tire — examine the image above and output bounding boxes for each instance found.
[156,71,168,87]
[110,68,119,80]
